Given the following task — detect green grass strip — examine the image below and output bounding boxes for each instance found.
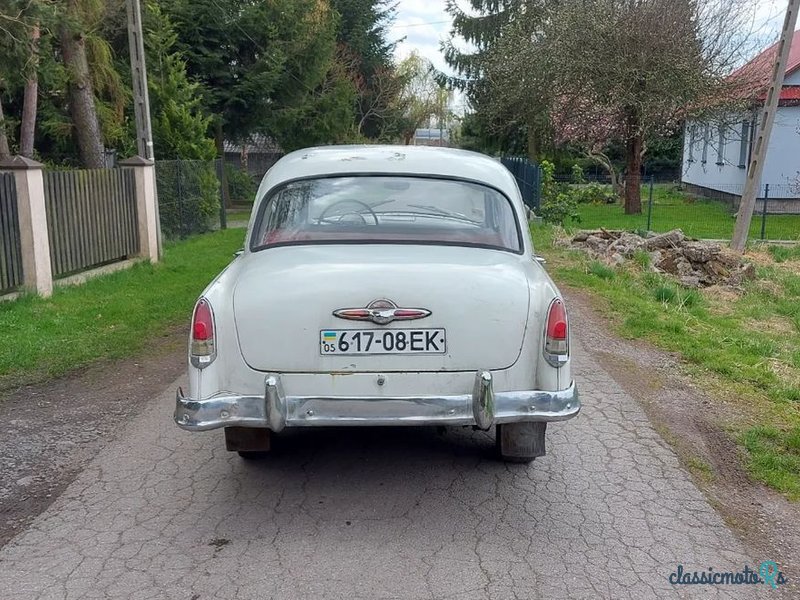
[0,228,245,390]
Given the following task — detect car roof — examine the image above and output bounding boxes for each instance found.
[256,145,521,200]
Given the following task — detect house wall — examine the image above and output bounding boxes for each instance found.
[783,70,800,85]
[682,106,800,201]
[682,115,749,194]
[760,106,800,196]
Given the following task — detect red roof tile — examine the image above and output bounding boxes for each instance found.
[730,29,800,86]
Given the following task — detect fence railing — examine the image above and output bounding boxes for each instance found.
[562,178,800,242]
[43,169,140,278]
[501,157,541,210]
[155,160,222,238]
[0,173,24,294]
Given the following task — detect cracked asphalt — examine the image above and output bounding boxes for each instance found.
[0,338,787,599]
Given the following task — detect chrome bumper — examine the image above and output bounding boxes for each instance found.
[174,371,579,432]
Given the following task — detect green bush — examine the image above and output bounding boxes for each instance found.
[157,160,220,238]
[539,160,580,226]
[225,164,257,204]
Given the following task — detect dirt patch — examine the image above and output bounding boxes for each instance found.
[0,327,187,548]
[566,287,800,596]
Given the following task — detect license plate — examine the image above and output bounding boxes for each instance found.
[320,328,446,355]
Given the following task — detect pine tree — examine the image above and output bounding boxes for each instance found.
[443,1,546,159]
[144,1,215,160]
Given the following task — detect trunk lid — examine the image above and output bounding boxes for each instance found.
[233,245,532,372]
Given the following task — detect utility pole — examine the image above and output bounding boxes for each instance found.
[731,0,799,252]
[126,0,154,161]
[126,0,162,256]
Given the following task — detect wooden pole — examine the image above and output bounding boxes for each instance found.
[731,0,800,252]
[126,0,154,161]
[126,0,161,257]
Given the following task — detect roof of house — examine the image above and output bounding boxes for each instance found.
[730,29,800,104]
[224,133,282,155]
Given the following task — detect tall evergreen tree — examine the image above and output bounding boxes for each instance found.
[330,0,398,138]
[165,0,342,150]
[143,1,215,160]
[443,0,546,159]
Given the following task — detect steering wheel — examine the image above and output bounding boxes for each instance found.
[318,199,379,225]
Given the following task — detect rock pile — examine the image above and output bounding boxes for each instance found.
[570,229,756,288]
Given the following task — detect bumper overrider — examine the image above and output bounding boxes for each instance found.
[175,371,579,432]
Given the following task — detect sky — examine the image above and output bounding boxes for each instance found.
[389,0,791,113]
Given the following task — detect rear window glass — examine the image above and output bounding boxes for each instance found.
[251,176,522,253]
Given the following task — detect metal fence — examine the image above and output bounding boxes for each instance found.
[559,177,800,242]
[155,160,222,238]
[0,173,23,294]
[501,157,541,211]
[43,168,140,278]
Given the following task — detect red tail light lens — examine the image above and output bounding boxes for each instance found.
[191,298,216,367]
[544,298,569,367]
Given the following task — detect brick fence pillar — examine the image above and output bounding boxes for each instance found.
[120,156,160,262]
[0,156,53,297]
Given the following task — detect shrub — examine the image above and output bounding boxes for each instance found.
[539,160,580,226]
[225,164,257,204]
[157,160,220,238]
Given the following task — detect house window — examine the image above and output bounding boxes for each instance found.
[701,124,709,163]
[687,125,695,162]
[716,125,725,165]
[739,120,750,168]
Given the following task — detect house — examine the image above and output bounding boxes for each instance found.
[413,128,450,147]
[681,29,800,213]
[223,134,283,181]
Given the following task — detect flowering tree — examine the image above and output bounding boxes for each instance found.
[474,0,761,213]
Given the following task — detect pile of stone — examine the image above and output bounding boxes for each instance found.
[570,229,756,288]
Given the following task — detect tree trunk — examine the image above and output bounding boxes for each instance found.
[20,23,40,158]
[624,131,643,214]
[0,91,10,159]
[526,127,539,163]
[60,9,105,168]
[215,120,232,208]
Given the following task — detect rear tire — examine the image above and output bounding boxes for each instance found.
[225,427,272,458]
[496,422,546,463]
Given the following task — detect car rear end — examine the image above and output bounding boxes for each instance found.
[174,149,578,461]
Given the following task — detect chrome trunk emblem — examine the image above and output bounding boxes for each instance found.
[333,299,431,325]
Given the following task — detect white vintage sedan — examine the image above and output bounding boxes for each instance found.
[174,145,579,462]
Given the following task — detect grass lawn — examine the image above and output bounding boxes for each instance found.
[0,228,245,391]
[531,225,800,500]
[226,208,253,222]
[572,184,800,241]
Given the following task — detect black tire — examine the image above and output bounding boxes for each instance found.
[237,450,269,460]
[496,422,547,463]
[225,427,272,456]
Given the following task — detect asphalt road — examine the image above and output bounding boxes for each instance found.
[0,335,785,599]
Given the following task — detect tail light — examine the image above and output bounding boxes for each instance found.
[543,298,569,367]
[190,298,216,368]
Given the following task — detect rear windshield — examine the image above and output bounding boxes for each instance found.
[251,176,522,253]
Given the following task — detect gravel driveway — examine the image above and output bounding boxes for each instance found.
[0,308,791,599]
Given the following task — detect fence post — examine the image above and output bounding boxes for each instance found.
[119,156,159,262]
[646,176,655,232]
[0,156,53,297]
[216,159,227,230]
[760,183,769,241]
